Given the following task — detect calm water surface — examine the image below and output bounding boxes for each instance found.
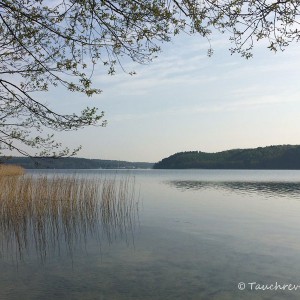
[1,169,300,299]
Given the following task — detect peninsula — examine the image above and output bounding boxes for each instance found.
[153,145,300,169]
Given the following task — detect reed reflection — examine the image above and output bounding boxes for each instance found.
[167,180,300,198]
[0,175,139,262]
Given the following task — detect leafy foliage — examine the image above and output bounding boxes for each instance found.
[1,1,300,156]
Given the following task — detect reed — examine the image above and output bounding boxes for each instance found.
[0,164,25,176]
[0,174,138,261]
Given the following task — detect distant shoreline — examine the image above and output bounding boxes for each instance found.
[154,145,300,170]
[1,156,154,169]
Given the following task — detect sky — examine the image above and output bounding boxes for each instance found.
[41,33,300,163]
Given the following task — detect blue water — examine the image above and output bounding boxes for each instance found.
[2,169,300,299]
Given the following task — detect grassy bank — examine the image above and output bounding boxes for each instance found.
[0,164,25,176]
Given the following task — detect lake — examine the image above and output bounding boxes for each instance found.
[1,169,300,299]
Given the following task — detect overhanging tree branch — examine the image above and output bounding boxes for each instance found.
[0,0,299,157]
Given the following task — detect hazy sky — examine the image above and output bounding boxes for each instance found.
[43,33,300,162]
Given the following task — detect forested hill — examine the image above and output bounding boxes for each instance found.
[1,157,153,169]
[153,145,300,169]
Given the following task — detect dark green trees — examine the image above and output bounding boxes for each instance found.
[154,145,300,169]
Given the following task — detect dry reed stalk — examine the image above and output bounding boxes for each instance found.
[0,164,25,176]
[0,174,138,261]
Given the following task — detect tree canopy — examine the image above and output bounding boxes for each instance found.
[1,0,299,156]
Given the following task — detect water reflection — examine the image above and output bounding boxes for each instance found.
[0,175,139,262]
[167,180,300,198]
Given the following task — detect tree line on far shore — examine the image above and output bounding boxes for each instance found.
[1,157,153,169]
[154,145,300,169]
